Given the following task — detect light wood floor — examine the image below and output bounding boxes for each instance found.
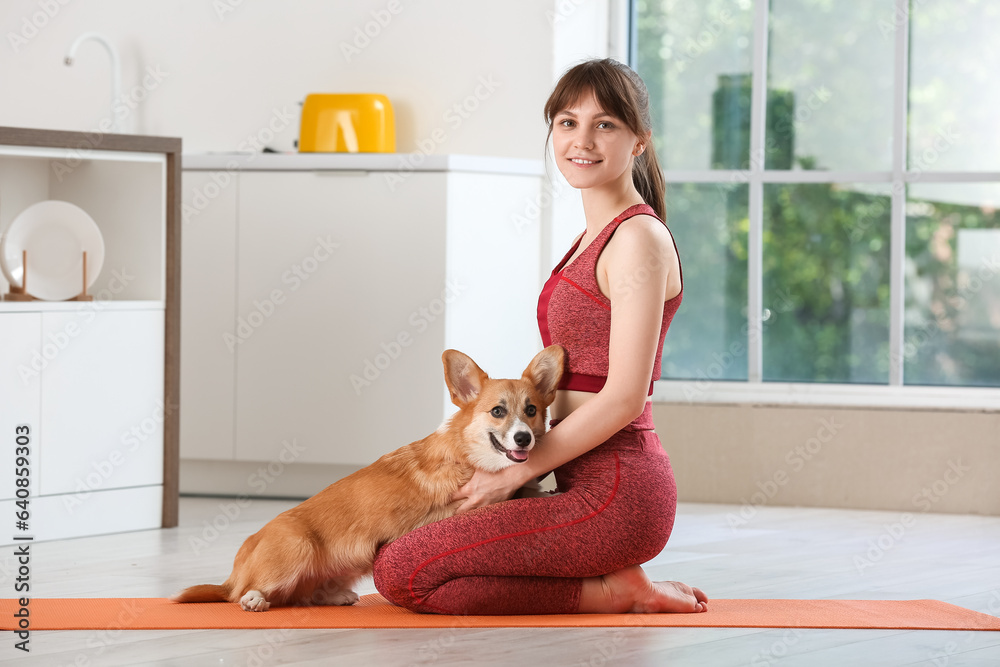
[2,496,999,666]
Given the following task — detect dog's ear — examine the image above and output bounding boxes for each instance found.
[522,345,565,407]
[442,350,489,408]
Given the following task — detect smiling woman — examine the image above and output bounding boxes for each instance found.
[544,59,667,222]
[550,98,638,199]
[371,58,703,617]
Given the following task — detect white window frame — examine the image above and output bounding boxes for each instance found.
[624,0,1000,409]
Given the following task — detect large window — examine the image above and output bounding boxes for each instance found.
[635,0,1000,402]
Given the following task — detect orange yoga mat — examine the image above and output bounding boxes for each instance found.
[3,595,999,631]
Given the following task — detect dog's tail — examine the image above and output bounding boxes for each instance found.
[170,583,231,603]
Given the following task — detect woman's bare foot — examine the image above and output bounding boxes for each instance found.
[579,564,708,614]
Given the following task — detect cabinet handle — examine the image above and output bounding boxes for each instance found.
[311,170,369,177]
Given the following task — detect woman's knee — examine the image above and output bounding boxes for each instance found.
[372,542,417,609]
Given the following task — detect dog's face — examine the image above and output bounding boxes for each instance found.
[442,346,564,473]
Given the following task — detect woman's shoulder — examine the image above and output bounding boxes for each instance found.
[609,213,676,257]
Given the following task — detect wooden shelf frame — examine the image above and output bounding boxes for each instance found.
[0,125,181,528]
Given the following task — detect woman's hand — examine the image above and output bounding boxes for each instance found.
[452,465,529,513]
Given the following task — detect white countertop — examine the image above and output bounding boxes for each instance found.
[182,152,546,176]
[0,300,164,312]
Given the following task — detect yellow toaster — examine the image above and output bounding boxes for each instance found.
[298,93,396,153]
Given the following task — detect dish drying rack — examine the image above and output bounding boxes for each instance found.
[4,249,94,301]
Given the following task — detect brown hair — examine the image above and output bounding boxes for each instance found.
[543,58,666,221]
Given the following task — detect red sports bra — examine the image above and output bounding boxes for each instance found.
[536,203,683,396]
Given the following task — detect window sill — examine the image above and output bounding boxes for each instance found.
[652,380,1000,412]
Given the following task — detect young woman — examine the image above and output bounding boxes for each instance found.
[372,58,707,615]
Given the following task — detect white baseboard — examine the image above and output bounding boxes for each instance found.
[180,459,363,499]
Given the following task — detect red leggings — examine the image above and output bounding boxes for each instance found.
[372,404,677,615]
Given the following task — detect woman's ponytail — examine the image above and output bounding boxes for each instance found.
[633,140,666,222]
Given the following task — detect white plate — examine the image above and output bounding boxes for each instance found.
[0,200,105,301]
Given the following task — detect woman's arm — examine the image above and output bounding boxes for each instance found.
[453,215,678,511]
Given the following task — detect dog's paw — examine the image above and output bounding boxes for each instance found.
[335,589,360,606]
[240,590,270,612]
[312,586,359,606]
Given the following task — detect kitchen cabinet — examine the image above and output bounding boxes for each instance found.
[0,313,40,503]
[178,170,238,461]
[38,308,165,495]
[180,154,545,489]
[0,127,180,544]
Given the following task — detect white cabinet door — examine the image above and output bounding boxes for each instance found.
[0,313,41,501]
[39,309,165,497]
[0,486,162,546]
[443,171,544,380]
[235,171,448,465]
[180,171,238,460]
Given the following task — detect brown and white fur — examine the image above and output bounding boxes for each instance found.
[171,346,564,611]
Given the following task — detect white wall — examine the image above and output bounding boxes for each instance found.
[2,0,570,158]
[2,0,642,329]
[1,1,629,266]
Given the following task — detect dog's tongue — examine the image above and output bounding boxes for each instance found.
[509,449,529,462]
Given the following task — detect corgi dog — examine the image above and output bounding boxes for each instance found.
[171,345,564,611]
